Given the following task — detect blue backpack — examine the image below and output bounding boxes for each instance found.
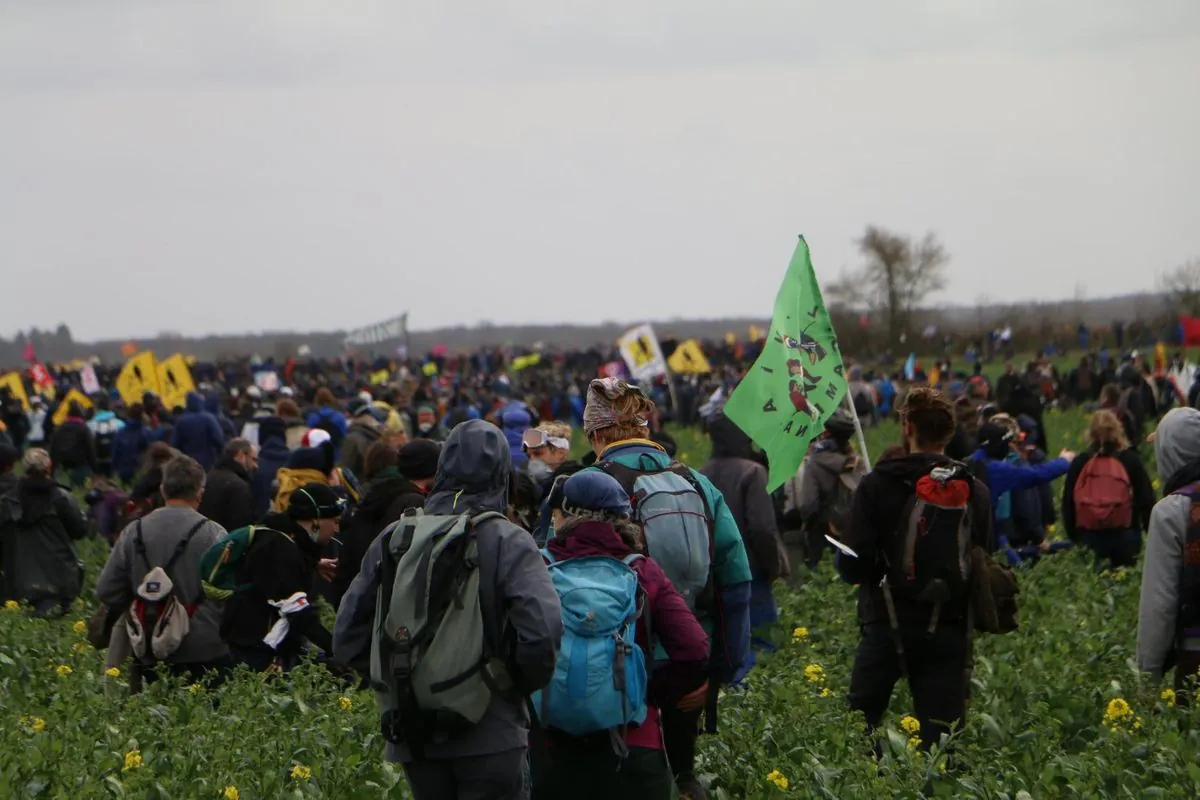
[533,553,648,753]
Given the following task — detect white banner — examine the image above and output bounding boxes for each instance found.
[80,364,101,395]
[344,314,408,347]
[617,323,668,384]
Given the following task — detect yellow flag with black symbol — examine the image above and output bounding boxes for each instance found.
[668,339,712,374]
[117,351,161,407]
[0,372,30,412]
[157,354,196,412]
[52,388,94,427]
[370,369,390,386]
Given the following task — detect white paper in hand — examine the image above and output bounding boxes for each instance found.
[825,534,859,559]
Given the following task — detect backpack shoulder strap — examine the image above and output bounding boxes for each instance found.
[165,518,208,574]
[133,519,149,571]
[598,460,641,496]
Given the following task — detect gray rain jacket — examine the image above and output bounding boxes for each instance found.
[1137,407,1200,680]
[333,420,562,763]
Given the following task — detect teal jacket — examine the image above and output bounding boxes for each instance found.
[590,439,753,683]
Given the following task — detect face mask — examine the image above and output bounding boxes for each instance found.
[528,460,552,481]
[308,526,322,545]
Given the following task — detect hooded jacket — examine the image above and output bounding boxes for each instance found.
[0,475,89,603]
[591,439,752,684]
[499,407,533,469]
[330,467,425,610]
[196,455,255,533]
[333,420,562,763]
[204,395,238,440]
[339,418,382,479]
[544,520,709,751]
[794,441,868,540]
[701,417,787,582]
[219,511,333,661]
[50,417,95,471]
[252,421,291,520]
[171,393,225,471]
[969,449,1070,544]
[111,417,153,484]
[837,453,993,626]
[1138,408,1200,679]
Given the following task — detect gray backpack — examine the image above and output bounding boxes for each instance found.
[370,509,512,753]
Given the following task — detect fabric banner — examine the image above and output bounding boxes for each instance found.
[668,339,712,374]
[117,352,161,407]
[52,389,94,427]
[343,314,408,348]
[0,372,30,412]
[158,354,197,412]
[723,236,848,491]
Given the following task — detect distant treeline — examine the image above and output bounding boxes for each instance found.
[0,292,1179,370]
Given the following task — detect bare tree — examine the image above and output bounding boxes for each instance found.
[827,226,949,343]
[1160,257,1200,317]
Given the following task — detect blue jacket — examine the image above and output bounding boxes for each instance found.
[971,450,1070,560]
[171,392,226,471]
[252,434,291,521]
[498,407,533,469]
[204,395,238,440]
[111,418,152,483]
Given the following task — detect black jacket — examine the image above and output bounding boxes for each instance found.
[330,469,425,607]
[0,476,88,603]
[837,453,993,626]
[1061,445,1155,538]
[50,419,95,470]
[219,512,332,659]
[197,457,254,533]
[701,417,786,582]
[339,422,382,479]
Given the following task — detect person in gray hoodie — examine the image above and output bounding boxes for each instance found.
[96,455,231,685]
[1137,407,1200,696]
[333,419,562,800]
[790,411,868,570]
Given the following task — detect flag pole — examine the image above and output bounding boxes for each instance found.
[844,392,872,471]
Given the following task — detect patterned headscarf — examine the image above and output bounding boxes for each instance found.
[583,378,651,436]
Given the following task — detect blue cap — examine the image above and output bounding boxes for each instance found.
[562,471,632,517]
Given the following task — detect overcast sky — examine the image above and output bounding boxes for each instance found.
[2,1,1198,341]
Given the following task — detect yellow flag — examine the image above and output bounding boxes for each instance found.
[668,339,712,374]
[928,367,941,387]
[1155,342,1167,373]
[117,351,162,407]
[0,372,30,412]
[370,369,390,386]
[748,324,763,342]
[422,362,438,377]
[157,354,196,412]
[512,353,541,371]
[724,332,737,346]
[52,389,94,427]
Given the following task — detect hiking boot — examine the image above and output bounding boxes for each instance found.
[677,773,709,800]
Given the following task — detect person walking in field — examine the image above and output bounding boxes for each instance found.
[1061,410,1155,569]
[197,438,257,533]
[837,389,993,751]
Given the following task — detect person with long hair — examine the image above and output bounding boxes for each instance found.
[837,388,993,751]
[1062,410,1155,568]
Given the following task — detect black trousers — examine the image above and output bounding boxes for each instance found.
[403,748,527,800]
[660,705,701,778]
[533,746,674,800]
[848,621,972,749]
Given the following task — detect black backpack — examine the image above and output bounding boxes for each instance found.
[884,463,975,632]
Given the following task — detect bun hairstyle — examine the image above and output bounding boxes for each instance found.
[899,387,956,449]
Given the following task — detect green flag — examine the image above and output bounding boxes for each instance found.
[724,236,848,491]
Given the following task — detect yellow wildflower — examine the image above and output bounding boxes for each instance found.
[105,667,120,678]
[72,641,88,653]
[803,664,825,683]
[1113,568,1127,582]
[3,600,19,611]
[55,664,73,678]
[1103,697,1140,731]
[222,786,240,800]
[338,696,353,711]
[766,769,789,791]
[1161,688,1176,706]
[907,737,922,751]
[820,687,833,698]
[31,717,45,733]
[899,715,921,737]
[1153,479,1162,491]
[123,749,143,772]
[290,764,313,782]
[72,620,87,635]
[188,683,205,695]
[791,627,809,644]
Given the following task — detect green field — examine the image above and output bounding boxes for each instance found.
[3,410,1198,799]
